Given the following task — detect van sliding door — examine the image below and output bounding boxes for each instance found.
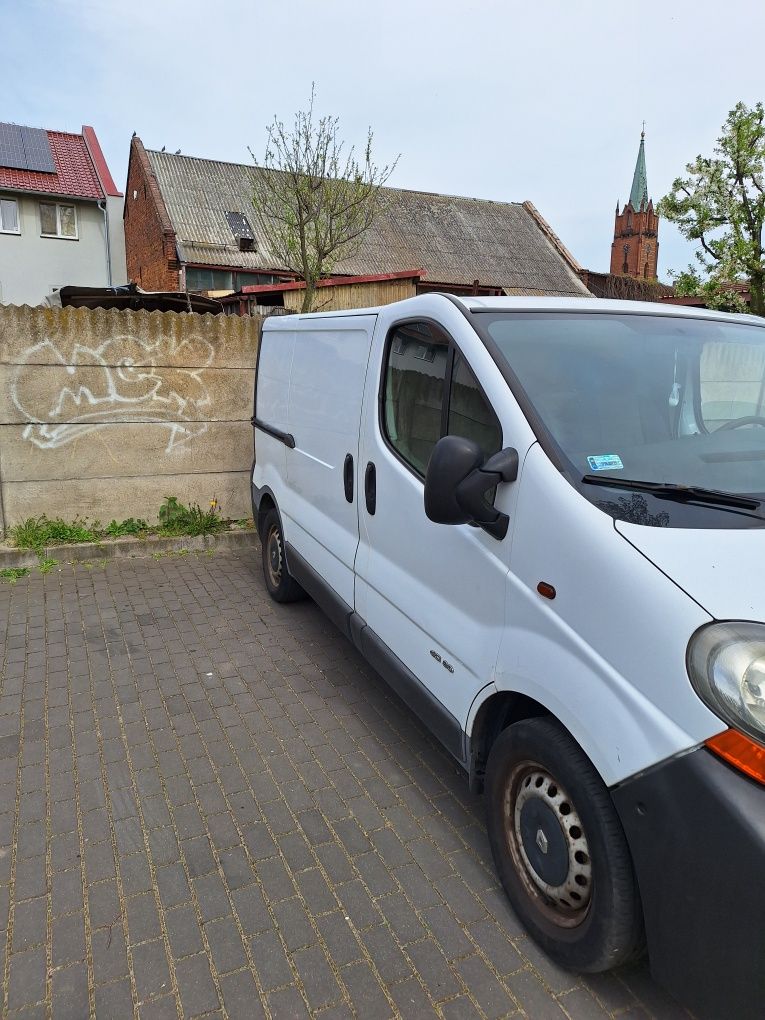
[283,316,378,612]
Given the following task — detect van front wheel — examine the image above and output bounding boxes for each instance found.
[261,508,306,603]
[485,718,644,973]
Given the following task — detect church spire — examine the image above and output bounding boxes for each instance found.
[610,125,659,279]
[629,128,649,210]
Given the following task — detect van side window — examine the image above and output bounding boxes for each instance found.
[448,351,502,460]
[383,322,449,476]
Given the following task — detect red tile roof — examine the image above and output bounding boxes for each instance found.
[0,130,105,200]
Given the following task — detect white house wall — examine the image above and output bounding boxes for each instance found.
[0,195,125,306]
[105,194,127,286]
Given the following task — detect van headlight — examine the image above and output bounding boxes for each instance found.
[688,622,765,744]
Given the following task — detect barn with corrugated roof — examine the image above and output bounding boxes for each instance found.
[124,135,588,307]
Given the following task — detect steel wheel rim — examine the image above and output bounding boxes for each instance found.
[265,524,283,589]
[503,761,593,928]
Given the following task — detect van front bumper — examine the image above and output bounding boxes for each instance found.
[613,745,765,1020]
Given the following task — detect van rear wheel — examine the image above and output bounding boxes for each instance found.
[485,717,644,973]
[261,508,306,603]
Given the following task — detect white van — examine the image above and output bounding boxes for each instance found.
[251,295,765,1020]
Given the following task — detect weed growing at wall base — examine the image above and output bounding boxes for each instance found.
[11,516,97,551]
[105,518,148,538]
[8,498,236,551]
[157,496,224,538]
[0,567,30,583]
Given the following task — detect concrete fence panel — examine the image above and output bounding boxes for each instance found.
[0,305,262,532]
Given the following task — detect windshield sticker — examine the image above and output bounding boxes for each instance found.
[587,454,624,472]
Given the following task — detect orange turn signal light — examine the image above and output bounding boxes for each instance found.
[706,729,765,785]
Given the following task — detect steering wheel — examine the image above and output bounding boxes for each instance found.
[717,415,765,431]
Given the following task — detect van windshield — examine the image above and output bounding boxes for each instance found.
[477,311,765,529]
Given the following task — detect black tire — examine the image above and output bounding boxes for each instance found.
[260,508,306,603]
[485,717,644,973]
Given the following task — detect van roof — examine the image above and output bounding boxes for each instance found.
[459,295,765,326]
[262,294,765,329]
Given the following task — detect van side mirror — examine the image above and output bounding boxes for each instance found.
[424,435,518,541]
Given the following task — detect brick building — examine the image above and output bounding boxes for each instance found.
[610,131,659,280]
[123,135,589,300]
[123,134,184,291]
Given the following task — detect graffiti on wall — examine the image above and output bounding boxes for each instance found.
[12,333,215,453]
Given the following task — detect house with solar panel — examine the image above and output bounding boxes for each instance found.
[0,122,126,305]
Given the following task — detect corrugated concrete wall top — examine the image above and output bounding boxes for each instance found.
[0,305,262,533]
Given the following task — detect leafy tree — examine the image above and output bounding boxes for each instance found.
[250,87,398,313]
[658,102,765,316]
[670,267,748,314]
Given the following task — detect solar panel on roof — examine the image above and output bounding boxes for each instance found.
[0,123,55,173]
[21,127,55,173]
[0,123,27,171]
[225,211,255,240]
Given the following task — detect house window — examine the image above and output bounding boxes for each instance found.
[40,202,77,239]
[0,198,19,234]
[186,267,234,292]
[235,271,283,288]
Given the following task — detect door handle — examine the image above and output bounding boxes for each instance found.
[343,453,354,503]
[364,462,376,515]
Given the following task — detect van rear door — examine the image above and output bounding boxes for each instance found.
[283,315,377,612]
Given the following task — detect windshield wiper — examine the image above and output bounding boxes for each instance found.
[581,474,761,510]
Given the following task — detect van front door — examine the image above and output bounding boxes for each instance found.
[355,308,520,759]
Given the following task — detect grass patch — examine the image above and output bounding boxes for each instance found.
[38,557,59,575]
[104,518,148,538]
[0,567,30,583]
[11,516,97,551]
[9,496,231,552]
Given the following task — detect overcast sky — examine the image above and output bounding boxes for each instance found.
[4,0,764,284]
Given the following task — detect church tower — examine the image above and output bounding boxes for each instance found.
[610,131,659,279]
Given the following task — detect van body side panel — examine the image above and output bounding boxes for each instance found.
[496,443,723,786]
[251,327,296,507]
[356,461,508,730]
[284,318,376,610]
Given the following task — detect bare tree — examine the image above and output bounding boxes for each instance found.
[250,87,399,313]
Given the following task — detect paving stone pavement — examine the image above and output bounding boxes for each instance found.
[0,550,692,1019]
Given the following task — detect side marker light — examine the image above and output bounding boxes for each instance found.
[706,729,765,785]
